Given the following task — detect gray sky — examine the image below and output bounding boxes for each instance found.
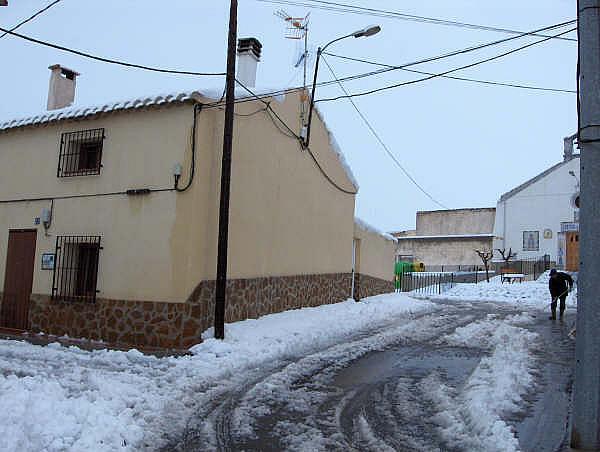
[0,0,577,232]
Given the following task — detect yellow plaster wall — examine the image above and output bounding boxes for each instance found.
[0,93,356,303]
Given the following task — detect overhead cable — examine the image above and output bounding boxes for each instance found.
[321,56,449,208]
[203,20,576,109]
[316,27,576,103]
[0,0,62,40]
[255,0,577,42]
[0,26,226,76]
[325,52,576,94]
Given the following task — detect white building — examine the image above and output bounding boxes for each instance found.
[493,136,580,270]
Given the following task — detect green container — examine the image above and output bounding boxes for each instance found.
[395,261,413,275]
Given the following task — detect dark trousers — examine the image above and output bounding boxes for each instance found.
[551,295,567,317]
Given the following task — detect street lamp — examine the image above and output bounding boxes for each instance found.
[302,25,381,148]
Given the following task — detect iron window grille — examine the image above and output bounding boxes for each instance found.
[522,231,540,251]
[52,236,102,303]
[58,128,105,177]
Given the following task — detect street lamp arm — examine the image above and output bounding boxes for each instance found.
[320,33,355,53]
[302,25,381,149]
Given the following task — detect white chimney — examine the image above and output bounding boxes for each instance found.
[47,64,79,110]
[236,38,262,88]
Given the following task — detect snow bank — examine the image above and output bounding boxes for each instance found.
[430,313,538,451]
[0,293,434,452]
[414,271,577,309]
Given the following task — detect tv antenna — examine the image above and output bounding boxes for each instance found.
[275,9,311,125]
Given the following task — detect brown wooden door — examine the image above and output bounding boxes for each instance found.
[566,231,580,272]
[1,230,37,330]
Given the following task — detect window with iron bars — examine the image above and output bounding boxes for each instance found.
[52,236,102,303]
[57,128,105,177]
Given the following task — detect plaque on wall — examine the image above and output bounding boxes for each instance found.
[543,229,552,239]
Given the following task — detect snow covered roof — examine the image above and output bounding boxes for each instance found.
[0,86,285,133]
[355,217,397,242]
[315,106,359,191]
[0,86,359,195]
[395,233,494,240]
[499,156,580,202]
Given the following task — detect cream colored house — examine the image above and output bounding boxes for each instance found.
[352,218,396,300]
[0,57,374,347]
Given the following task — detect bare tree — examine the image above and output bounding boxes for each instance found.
[496,248,517,269]
[475,249,494,282]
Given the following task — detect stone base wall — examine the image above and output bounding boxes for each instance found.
[354,273,394,301]
[19,273,352,349]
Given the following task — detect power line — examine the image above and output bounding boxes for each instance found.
[316,26,576,103]
[255,0,577,42]
[0,0,62,40]
[325,52,576,94]
[321,55,448,208]
[315,20,576,88]
[0,25,226,76]
[234,78,357,194]
[203,20,576,109]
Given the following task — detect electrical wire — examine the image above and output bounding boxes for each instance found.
[175,104,202,192]
[202,20,576,110]
[234,78,302,140]
[325,52,576,94]
[0,26,225,76]
[255,0,577,42]
[321,55,448,208]
[0,0,62,40]
[233,79,356,194]
[316,26,576,103]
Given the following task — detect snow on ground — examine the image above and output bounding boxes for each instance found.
[414,271,577,309]
[0,293,434,452]
[430,312,539,452]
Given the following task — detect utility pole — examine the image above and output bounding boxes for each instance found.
[214,0,238,340]
[571,0,600,448]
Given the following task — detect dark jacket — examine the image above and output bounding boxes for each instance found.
[549,272,574,297]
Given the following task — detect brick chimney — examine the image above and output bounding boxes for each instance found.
[236,38,262,88]
[47,64,79,110]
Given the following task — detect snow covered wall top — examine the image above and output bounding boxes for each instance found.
[355,217,397,242]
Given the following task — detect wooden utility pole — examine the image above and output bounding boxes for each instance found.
[214,0,238,340]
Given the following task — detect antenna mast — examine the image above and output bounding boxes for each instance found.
[275,9,311,127]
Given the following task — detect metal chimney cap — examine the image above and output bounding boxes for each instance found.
[237,37,262,59]
[48,64,80,79]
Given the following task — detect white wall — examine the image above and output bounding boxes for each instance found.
[493,157,579,263]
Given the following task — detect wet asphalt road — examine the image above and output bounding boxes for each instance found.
[162,300,575,452]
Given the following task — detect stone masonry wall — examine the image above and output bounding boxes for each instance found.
[20,273,352,349]
[353,273,394,301]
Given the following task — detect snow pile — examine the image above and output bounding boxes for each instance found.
[429,313,538,451]
[0,293,434,452]
[414,271,577,309]
[355,217,397,242]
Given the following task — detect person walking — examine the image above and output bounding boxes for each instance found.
[548,268,574,320]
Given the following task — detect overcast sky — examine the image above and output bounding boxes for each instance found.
[0,0,577,232]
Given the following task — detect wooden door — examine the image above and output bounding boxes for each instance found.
[566,231,580,272]
[1,230,37,330]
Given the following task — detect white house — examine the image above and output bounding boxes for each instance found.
[493,136,580,270]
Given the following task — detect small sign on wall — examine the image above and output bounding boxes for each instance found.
[41,253,55,270]
[543,229,553,239]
